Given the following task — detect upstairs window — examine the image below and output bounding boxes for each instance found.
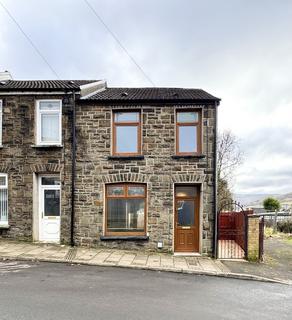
[106,183,146,235]
[36,100,62,145]
[176,110,201,155]
[0,100,2,146]
[112,111,141,155]
[0,173,8,226]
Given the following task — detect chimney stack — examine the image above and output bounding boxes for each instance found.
[0,71,13,81]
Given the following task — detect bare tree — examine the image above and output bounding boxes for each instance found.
[217,130,243,208]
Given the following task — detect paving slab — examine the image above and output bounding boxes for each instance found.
[86,250,112,264]
[0,239,290,284]
[132,255,148,266]
[147,255,161,268]
[118,253,136,266]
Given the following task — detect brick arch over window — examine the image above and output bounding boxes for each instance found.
[0,164,12,173]
[30,163,62,173]
[171,174,205,184]
[97,173,148,184]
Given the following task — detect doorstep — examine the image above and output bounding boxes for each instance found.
[173,252,202,257]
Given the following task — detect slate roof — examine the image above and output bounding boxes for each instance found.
[0,80,99,91]
[85,87,220,102]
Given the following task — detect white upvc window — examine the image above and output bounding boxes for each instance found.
[0,100,2,146]
[0,173,8,225]
[36,100,62,145]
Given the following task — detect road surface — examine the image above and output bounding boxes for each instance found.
[0,261,291,320]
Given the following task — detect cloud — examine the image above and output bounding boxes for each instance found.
[1,0,292,194]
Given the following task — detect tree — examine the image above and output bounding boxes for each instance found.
[217,178,233,209]
[217,130,243,209]
[263,197,281,212]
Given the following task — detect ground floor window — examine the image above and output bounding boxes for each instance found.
[106,183,146,235]
[0,173,8,225]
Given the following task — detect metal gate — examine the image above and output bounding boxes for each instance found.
[217,201,248,259]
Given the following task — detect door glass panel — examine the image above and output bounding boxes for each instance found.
[44,190,60,217]
[178,126,197,153]
[175,186,197,197]
[177,200,195,226]
[41,177,60,186]
[116,126,138,153]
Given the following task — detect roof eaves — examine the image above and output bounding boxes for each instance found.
[79,98,220,105]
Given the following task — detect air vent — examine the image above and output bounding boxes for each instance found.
[68,80,75,84]
[172,92,179,97]
[121,92,128,97]
[0,81,6,85]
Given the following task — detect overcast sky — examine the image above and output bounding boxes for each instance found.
[1,0,291,195]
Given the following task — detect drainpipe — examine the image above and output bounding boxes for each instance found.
[70,91,76,247]
[212,101,219,258]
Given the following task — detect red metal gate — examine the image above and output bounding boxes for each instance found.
[217,202,248,259]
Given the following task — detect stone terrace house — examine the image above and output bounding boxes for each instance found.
[0,75,220,256]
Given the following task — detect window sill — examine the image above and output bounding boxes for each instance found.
[0,224,9,229]
[31,144,63,149]
[100,235,149,241]
[171,154,206,159]
[107,155,145,160]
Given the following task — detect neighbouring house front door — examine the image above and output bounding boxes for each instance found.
[39,176,61,243]
[174,185,200,252]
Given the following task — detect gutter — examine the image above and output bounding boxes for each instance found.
[77,99,221,106]
[70,91,76,247]
[212,101,219,258]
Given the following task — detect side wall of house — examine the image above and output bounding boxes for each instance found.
[0,94,73,243]
[74,103,216,254]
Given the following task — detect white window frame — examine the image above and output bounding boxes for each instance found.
[0,99,2,146]
[0,173,8,226]
[36,99,62,145]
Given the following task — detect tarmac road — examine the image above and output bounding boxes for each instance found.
[0,261,291,320]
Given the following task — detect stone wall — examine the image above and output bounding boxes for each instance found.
[74,104,216,254]
[0,95,217,255]
[0,94,73,243]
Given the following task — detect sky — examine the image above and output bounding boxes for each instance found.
[0,0,291,195]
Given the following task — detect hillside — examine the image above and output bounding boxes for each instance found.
[234,192,292,207]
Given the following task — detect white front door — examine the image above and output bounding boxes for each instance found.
[39,176,61,243]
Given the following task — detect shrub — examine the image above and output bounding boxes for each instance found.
[277,220,292,233]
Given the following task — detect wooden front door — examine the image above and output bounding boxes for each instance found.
[174,185,200,252]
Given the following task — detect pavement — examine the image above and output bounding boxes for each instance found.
[0,239,291,284]
[0,261,291,320]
